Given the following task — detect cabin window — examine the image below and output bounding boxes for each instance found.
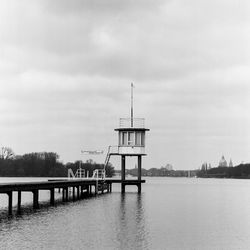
[120,131,144,146]
[135,132,141,145]
[141,133,145,146]
[119,132,122,145]
[122,132,127,145]
[128,132,134,145]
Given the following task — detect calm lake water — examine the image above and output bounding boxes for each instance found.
[0,177,250,250]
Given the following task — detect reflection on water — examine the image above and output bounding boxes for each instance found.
[116,194,149,250]
[1,178,250,249]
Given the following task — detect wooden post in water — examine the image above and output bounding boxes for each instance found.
[95,181,98,195]
[32,190,39,209]
[77,186,80,199]
[72,186,75,201]
[101,181,104,194]
[62,188,65,201]
[50,188,55,205]
[80,185,84,197]
[17,191,21,214]
[65,187,68,201]
[7,191,12,215]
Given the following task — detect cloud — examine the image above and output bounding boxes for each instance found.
[0,0,249,168]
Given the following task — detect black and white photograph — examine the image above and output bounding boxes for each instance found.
[0,0,250,249]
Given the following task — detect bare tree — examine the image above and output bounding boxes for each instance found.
[1,147,15,160]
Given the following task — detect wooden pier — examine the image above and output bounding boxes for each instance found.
[0,179,145,215]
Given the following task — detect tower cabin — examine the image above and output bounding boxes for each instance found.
[114,118,149,193]
[115,118,149,156]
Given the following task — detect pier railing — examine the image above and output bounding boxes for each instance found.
[119,118,145,128]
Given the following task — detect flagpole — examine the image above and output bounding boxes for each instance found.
[131,83,133,127]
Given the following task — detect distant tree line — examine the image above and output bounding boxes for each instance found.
[126,167,198,177]
[0,148,115,177]
[197,164,250,178]
[126,164,250,179]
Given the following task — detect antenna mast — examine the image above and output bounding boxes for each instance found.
[131,83,134,127]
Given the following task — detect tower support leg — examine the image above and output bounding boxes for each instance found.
[138,155,142,193]
[122,183,126,193]
[138,184,141,194]
[121,155,126,193]
[138,155,142,181]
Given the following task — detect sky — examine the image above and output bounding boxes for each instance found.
[0,0,250,170]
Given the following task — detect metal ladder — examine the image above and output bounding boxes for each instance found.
[104,146,111,171]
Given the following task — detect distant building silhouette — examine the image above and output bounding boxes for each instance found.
[219,155,228,167]
[201,162,208,171]
[229,158,233,167]
[165,164,173,171]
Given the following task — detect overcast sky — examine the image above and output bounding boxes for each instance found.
[0,0,249,170]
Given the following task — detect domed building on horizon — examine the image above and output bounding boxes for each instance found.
[219,155,228,167]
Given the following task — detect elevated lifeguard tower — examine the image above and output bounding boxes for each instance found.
[107,84,149,193]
